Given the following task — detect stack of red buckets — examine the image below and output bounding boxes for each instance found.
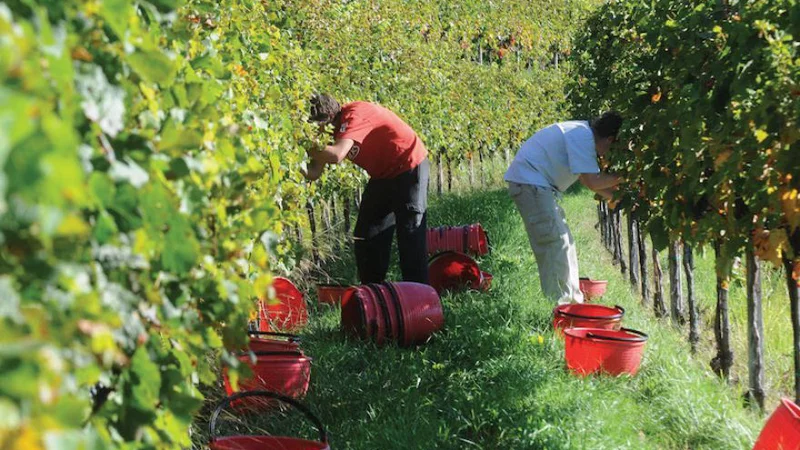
[211,278,328,449]
[554,279,649,377]
[225,277,313,405]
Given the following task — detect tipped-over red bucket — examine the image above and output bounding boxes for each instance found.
[224,351,311,401]
[579,278,608,300]
[317,284,352,305]
[427,224,490,257]
[341,282,444,347]
[428,251,487,293]
[564,327,648,376]
[256,277,308,332]
[753,398,800,450]
[246,331,302,353]
[209,391,330,450]
[553,304,624,336]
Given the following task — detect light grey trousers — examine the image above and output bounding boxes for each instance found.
[508,182,584,304]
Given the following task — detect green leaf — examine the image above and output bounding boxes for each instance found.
[93,210,119,244]
[128,49,177,85]
[100,0,132,38]
[161,217,199,274]
[129,347,161,411]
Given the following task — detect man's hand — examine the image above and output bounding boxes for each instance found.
[302,159,326,181]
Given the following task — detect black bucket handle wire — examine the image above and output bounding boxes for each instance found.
[586,327,648,343]
[209,390,329,445]
[248,331,302,342]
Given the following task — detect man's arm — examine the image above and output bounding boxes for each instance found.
[579,172,622,192]
[308,138,355,165]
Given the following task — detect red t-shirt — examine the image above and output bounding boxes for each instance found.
[334,102,427,179]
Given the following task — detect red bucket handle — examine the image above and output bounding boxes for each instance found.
[556,305,625,320]
[586,328,648,343]
[209,390,329,444]
[248,331,302,343]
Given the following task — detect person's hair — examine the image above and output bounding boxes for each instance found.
[309,93,341,124]
[590,111,623,139]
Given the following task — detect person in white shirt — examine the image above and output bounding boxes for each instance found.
[505,111,623,304]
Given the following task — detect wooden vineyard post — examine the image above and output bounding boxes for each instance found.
[611,208,620,266]
[306,200,318,262]
[684,244,700,353]
[294,224,304,251]
[469,153,476,187]
[669,241,686,325]
[343,194,352,235]
[446,156,453,192]
[605,204,613,253]
[598,202,606,248]
[322,200,332,233]
[478,147,486,187]
[637,220,650,306]
[628,214,641,290]
[600,202,611,252]
[331,194,339,229]
[712,243,733,381]
[746,247,765,409]
[784,257,800,404]
[652,244,667,318]
[437,151,444,196]
[613,209,627,275]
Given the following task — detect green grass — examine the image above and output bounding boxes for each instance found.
[196,187,767,449]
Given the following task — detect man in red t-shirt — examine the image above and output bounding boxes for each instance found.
[303,94,429,284]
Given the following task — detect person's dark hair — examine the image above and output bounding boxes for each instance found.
[590,111,623,139]
[309,93,341,124]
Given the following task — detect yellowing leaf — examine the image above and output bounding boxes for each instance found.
[56,215,90,237]
[754,129,769,143]
[651,92,662,103]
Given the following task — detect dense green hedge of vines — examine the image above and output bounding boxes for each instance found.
[0,0,596,447]
[571,0,799,274]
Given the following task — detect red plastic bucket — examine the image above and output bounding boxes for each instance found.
[427,224,490,257]
[579,277,608,301]
[390,282,445,346]
[246,331,301,353]
[564,328,648,376]
[552,304,624,336]
[256,277,308,332]
[317,284,352,305]
[428,251,483,293]
[341,282,444,347]
[753,398,800,450]
[224,351,311,401]
[209,391,330,450]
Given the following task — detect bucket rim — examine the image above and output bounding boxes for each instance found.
[555,304,625,320]
[780,398,800,420]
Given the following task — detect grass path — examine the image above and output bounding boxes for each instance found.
[211,188,766,449]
